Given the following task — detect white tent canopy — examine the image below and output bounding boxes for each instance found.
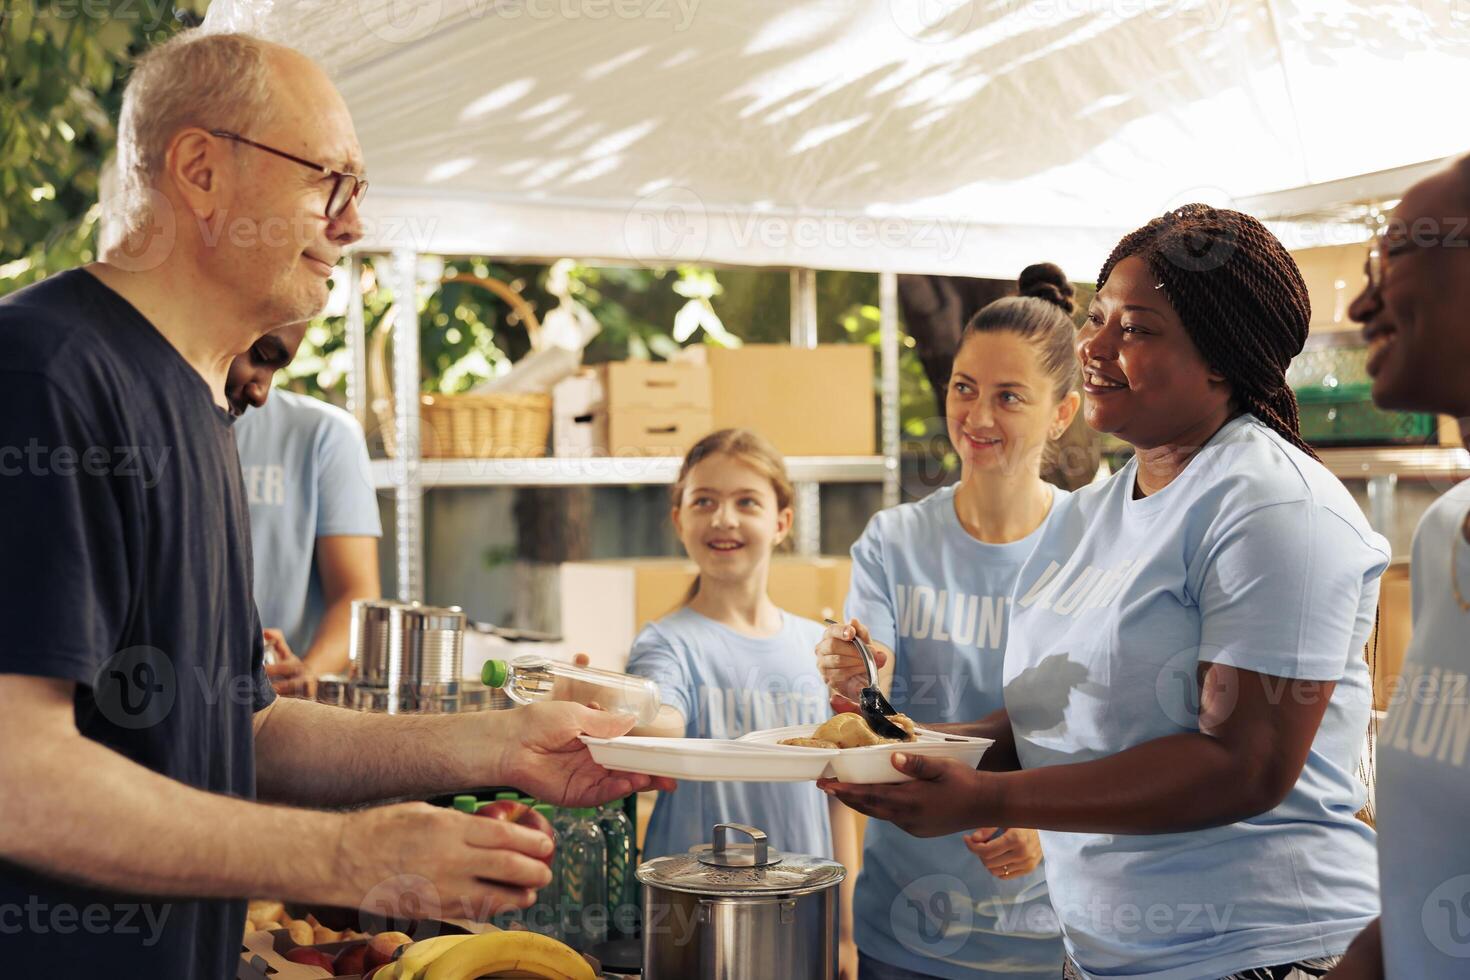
[203,0,1470,277]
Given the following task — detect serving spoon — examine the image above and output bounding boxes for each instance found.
[823,618,911,741]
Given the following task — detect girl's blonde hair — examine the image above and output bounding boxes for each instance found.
[670,429,795,606]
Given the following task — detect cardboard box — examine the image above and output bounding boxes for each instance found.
[1293,243,1368,333]
[605,360,711,409]
[609,407,714,456]
[1442,416,1464,447]
[1373,560,1411,713]
[553,363,714,456]
[560,555,852,670]
[708,345,876,456]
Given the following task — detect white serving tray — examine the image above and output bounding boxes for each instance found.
[579,735,836,782]
[739,724,993,784]
[581,724,993,785]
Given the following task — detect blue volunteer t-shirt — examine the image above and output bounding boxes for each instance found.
[627,607,832,859]
[1376,479,1470,978]
[846,484,1065,979]
[1005,415,1387,980]
[235,390,381,656]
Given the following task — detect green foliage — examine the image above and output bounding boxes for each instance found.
[0,1,206,289]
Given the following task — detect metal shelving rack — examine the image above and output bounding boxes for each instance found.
[345,251,904,603]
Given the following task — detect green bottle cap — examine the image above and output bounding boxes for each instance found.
[495,792,520,801]
[482,660,509,688]
[452,795,478,813]
[533,804,555,819]
[575,807,596,819]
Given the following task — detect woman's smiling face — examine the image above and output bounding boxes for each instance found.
[946,330,1076,477]
[1077,255,1232,450]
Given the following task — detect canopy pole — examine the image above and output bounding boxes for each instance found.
[790,268,821,556]
[388,248,425,603]
[879,272,901,510]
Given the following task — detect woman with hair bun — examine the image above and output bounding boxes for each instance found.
[823,207,1387,980]
[817,265,1079,979]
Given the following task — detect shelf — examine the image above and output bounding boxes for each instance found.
[1317,446,1470,480]
[1097,445,1469,482]
[372,455,891,490]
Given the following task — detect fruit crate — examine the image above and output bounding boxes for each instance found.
[1294,383,1436,446]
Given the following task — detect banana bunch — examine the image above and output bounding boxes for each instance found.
[403,931,594,980]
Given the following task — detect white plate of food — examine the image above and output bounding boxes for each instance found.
[578,735,836,782]
[738,716,994,784]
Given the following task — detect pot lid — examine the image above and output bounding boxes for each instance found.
[635,823,845,896]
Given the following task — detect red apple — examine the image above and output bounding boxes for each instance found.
[332,942,369,976]
[283,946,336,972]
[364,931,413,969]
[473,801,555,863]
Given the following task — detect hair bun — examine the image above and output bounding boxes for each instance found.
[1017,262,1075,315]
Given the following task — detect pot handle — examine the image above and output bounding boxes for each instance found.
[711,823,768,865]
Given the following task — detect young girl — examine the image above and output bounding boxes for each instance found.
[818,265,1077,980]
[626,428,860,977]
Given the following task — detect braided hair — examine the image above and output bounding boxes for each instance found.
[1097,204,1318,460]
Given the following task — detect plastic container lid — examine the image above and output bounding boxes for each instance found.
[452,795,478,813]
[482,660,509,689]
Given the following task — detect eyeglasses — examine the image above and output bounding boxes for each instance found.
[209,129,367,220]
[1365,220,1469,292]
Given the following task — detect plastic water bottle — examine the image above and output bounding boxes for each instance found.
[482,657,661,725]
[554,808,608,952]
[596,801,635,936]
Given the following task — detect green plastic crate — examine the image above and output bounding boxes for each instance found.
[1294,383,1436,446]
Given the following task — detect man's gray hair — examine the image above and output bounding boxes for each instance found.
[113,30,276,240]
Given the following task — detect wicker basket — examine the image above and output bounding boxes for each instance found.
[416,391,551,458]
[371,274,552,459]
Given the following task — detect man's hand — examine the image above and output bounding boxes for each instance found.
[263,628,317,699]
[964,827,1042,879]
[329,802,552,921]
[487,702,675,807]
[819,752,992,838]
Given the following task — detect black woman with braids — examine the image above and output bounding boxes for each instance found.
[821,206,1389,980]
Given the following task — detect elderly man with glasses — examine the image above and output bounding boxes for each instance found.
[0,30,669,979]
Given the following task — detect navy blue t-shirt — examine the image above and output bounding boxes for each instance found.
[0,269,275,978]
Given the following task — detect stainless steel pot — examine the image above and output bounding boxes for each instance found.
[637,823,845,980]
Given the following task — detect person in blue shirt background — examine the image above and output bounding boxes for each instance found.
[626,427,861,979]
[819,263,1079,980]
[227,323,382,697]
[1329,157,1470,980]
[824,206,1387,980]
